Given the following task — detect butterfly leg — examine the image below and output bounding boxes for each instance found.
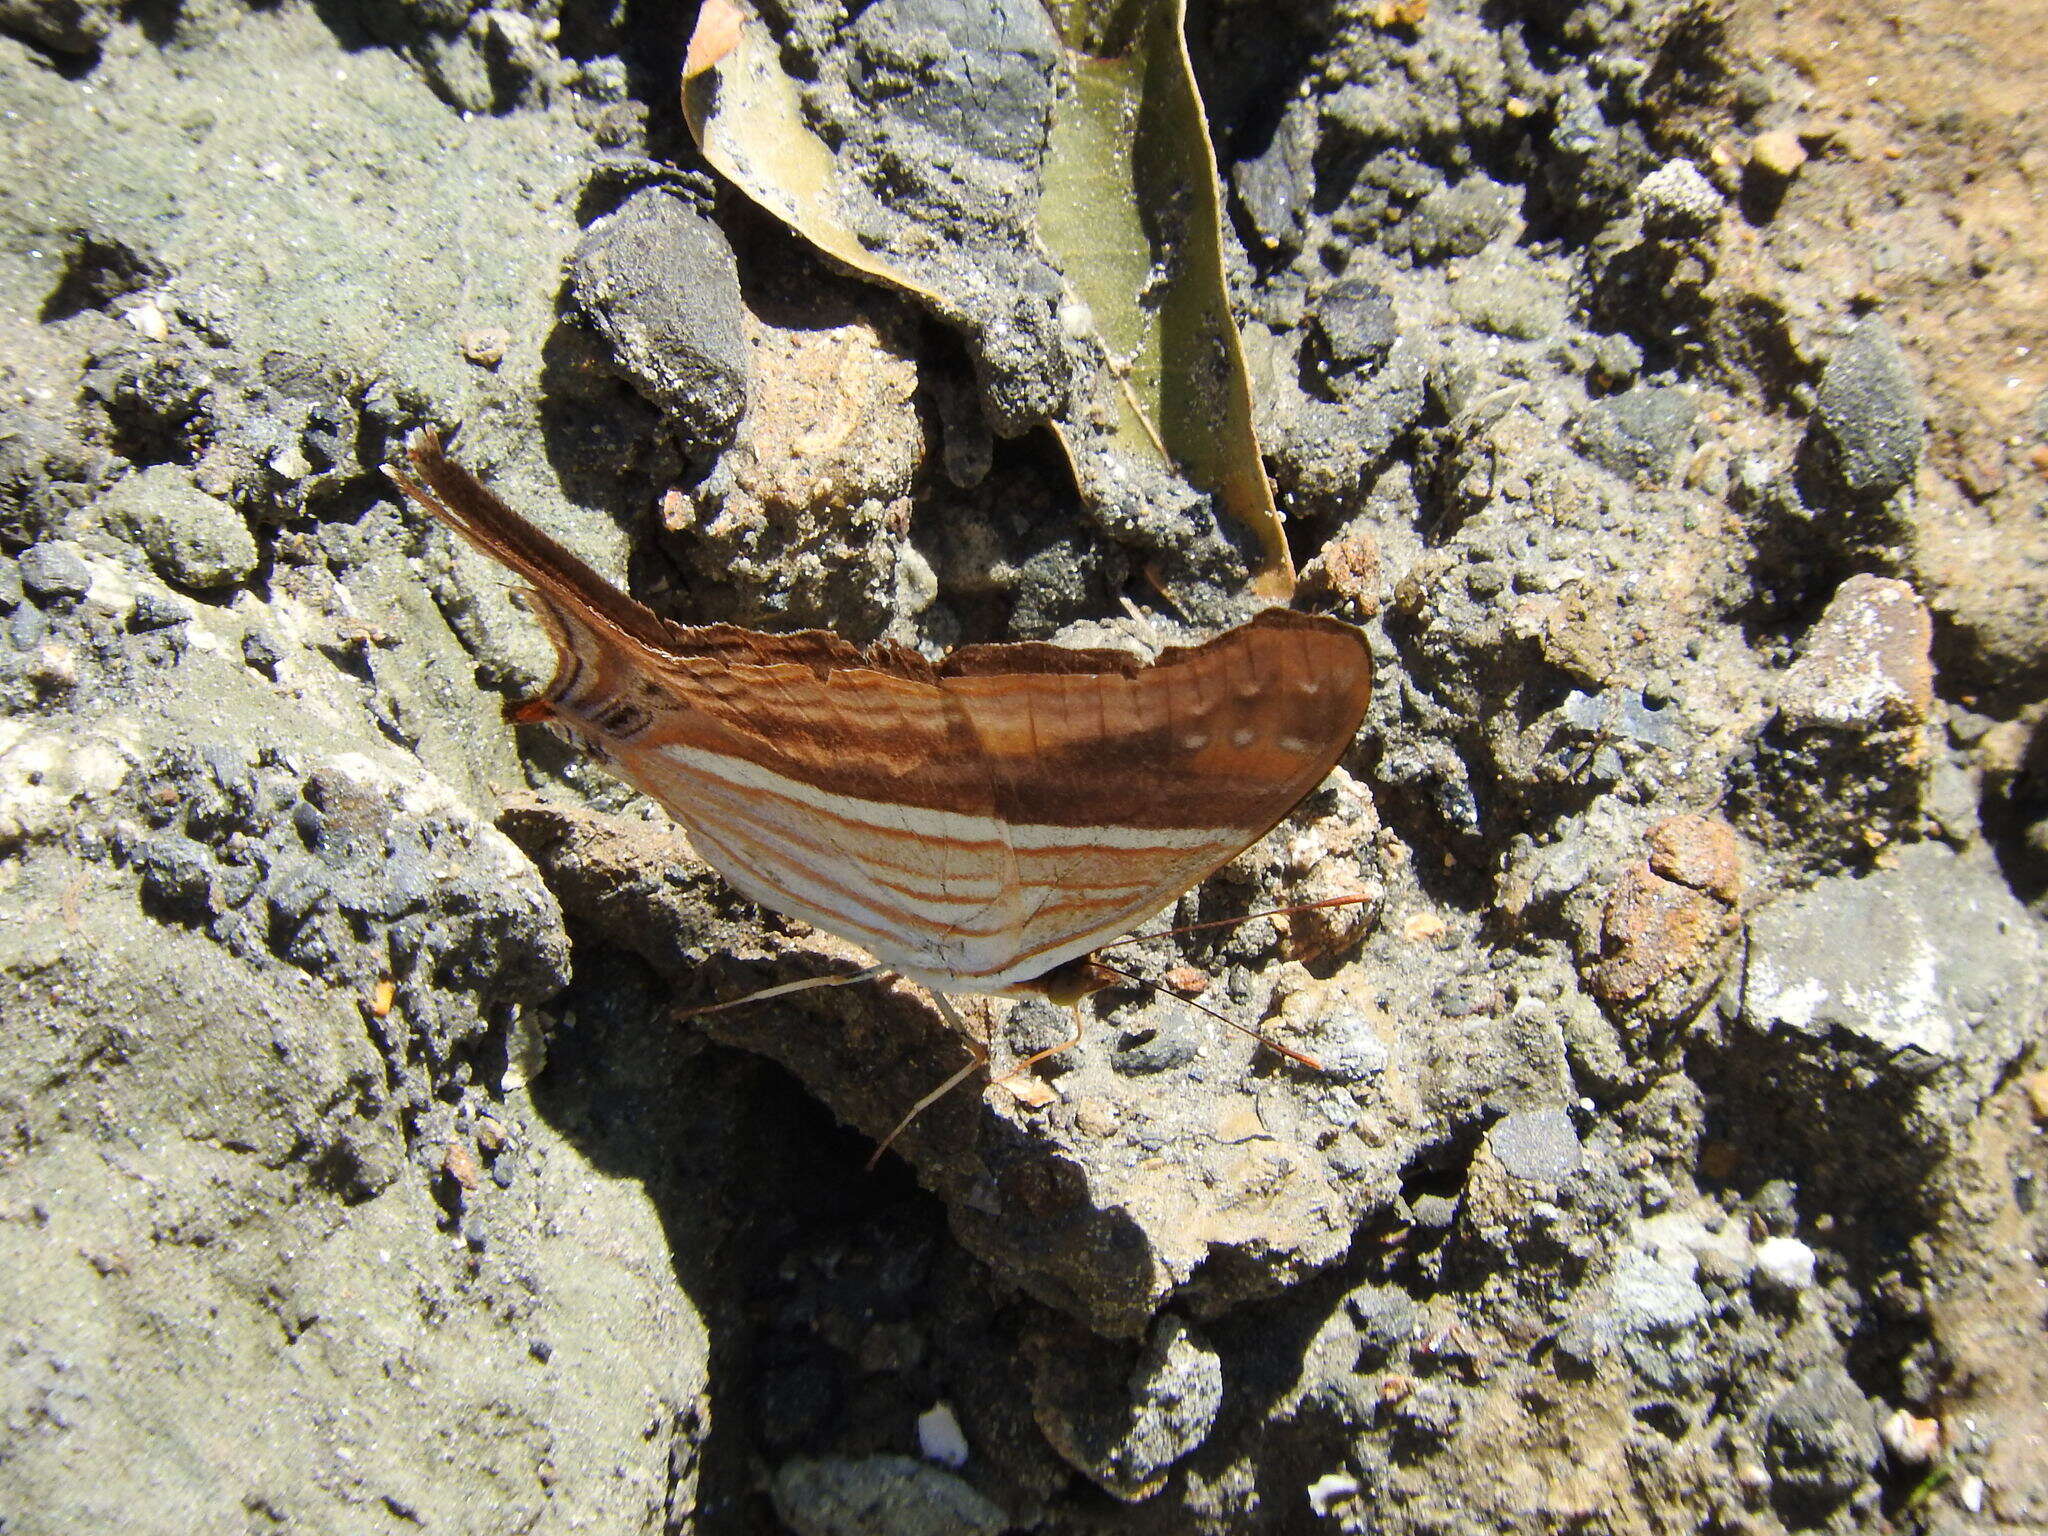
[674,964,888,1021]
[866,989,988,1171]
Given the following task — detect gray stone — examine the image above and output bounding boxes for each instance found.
[1606,1245,1707,1335]
[1,409,104,549]
[1408,1192,1459,1230]
[0,0,116,54]
[97,465,259,590]
[1032,1315,1222,1501]
[1574,386,1697,485]
[17,541,91,601]
[1739,842,2043,1068]
[1486,1106,1581,1185]
[850,0,1060,166]
[1405,172,1518,261]
[8,601,45,650]
[1812,319,1922,498]
[570,189,750,447]
[1560,687,1681,748]
[1447,248,1566,341]
[1315,1010,1391,1083]
[1345,1282,1424,1364]
[1108,1009,1199,1075]
[1311,278,1397,374]
[129,586,192,631]
[0,558,20,612]
[769,1455,1009,1536]
[1763,1365,1881,1508]
[1232,97,1316,253]
[135,833,217,919]
[1635,158,1722,235]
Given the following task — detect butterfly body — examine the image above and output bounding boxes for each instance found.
[393,435,1373,997]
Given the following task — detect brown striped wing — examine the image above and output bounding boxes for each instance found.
[392,435,1373,994]
[936,614,1374,988]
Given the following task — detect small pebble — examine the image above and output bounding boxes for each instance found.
[1878,1408,1940,1466]
[443,1140,481,1192]
[28,643,79,692]
[243,629,283,678]
[1754,1235,1817,1293]
[1636,159,1722,233]
[1749,128,1809,180]
[130,588,191,631]
[1960,1475,1985,1514]
[461,327,511,368]
[123,299,171,342]
[18,542,93,601]
[9,604,46,650]
[1073,1097,1119,1138]
[2021,1070,2048,1124]
[1306,1472,1362,1517]
[916,1402,969,1469]
[1590,332,1643,387]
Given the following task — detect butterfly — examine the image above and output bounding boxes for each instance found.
[391,432,1372,1021]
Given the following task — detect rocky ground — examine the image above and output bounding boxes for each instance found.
[0,0,2044,1532]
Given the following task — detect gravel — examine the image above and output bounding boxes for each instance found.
[1811,317,1924,499]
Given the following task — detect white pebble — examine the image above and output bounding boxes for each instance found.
[1879,1407,1941,1466]
[916,1402,969,1469]
[1754,1235,1817,1293]
[1306,1472,1361,1517]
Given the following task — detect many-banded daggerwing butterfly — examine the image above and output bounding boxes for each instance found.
[392,433,1372,1008]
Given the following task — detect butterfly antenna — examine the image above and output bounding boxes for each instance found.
[1090,958,1324,1071]
[1092,893,1377,953]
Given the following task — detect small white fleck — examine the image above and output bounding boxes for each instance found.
[1231,727,1256,748]
[1277,735,1309,754]
[1180,733,1209,751]
[917,1403,969,1469]
[1307,1472,1360,1516]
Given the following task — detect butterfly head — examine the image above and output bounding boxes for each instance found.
[1013,955,1119,1006]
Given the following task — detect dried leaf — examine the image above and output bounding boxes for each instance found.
[681,0,1293,601]
[681,1,945,305]
[1039,0,1292,599]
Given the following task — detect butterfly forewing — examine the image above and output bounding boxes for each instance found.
[394,434,1372,996]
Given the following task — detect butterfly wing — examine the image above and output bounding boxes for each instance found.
[939,609,1373,991]
[395,436,1372,995]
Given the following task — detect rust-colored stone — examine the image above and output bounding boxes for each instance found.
[1777,574,1934,732]
[1645,813,1743,904]
[442,1140,482,1192]
[1589,862,1737,1004]
[1299,525,1383,618]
